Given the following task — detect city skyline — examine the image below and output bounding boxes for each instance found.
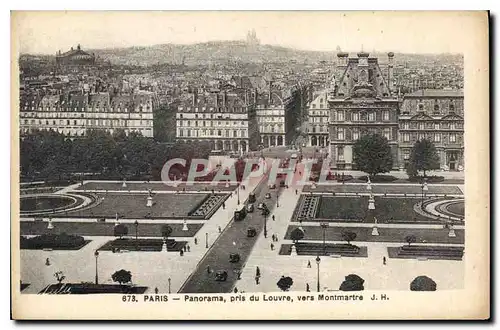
[13,11,475,55]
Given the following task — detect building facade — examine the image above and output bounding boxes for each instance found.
[255,90,287,147]
[398,89,464,171]
[306,90,329,147]
[56,44,96,67]
[175,91,258,152]
[328,52,399,169]
[20,90,156,137]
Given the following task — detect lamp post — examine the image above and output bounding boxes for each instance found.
[276,190,280,208]
[320,222,329,256]
[205,232,209,249]
[168,277,171,294]
[421,181,429,204]
[237,183,240,205]
[94,250,99,285]
[134,220,139,241]
[316,256,321,292]
[263,203,268,238]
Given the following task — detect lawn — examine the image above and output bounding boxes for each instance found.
[21,222,203,238]
[284,225,465,245]
[76,181,237,192]
[302,184,463,195]
[64,193,209,219]
[310,196,440,223]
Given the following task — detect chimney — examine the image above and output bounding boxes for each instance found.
[387,52,395,94]
[268,80,272,103]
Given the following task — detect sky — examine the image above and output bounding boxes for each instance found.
[12,11,485,55]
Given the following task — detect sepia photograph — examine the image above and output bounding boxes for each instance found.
[10,10,489,320]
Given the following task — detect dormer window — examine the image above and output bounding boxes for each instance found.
[418,104,424,111]
[434,104,440,113]
[449,104,455,113]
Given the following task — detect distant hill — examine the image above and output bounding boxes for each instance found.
[21,41,464,67]
[86,41,335,66]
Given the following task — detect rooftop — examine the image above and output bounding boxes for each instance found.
[404,89,464,98]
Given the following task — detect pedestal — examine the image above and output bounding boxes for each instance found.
[122,181,127,188]
[368,197,375,210]
[47,219,54,230]
[162,241,168,252]
[182,220,189,231]
[146,196,153,207]
[448,228,456,238]
[291,244,297,256]
[371,226,379,236]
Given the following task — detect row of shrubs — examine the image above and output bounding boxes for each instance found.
[20,233,85,249]
[357,175,445,183]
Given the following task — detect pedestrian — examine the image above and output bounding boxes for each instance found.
[180,250,184,257]
[255,276,260,285]
[307,260,311,268]
[154,287,159,294]
[295,189,298,195]
[183,245,187,252]
[272,215,275,221]
[194,237,198,245]
[270,243,274,251]
[187,244,190,252]
[218,226,222,233]
[45,258,50,266]
[383,256,387,265]
[234,287,238,293]
[271,234,275,241]
[207,266,211,274]
[306,283,310,292]
[256,266,261,277]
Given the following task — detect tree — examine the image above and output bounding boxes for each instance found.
[54,271,65,284]
[114,224,128,239]
[161,224,173,239]
[405,235,417,246]
[290,227,305,243]
[353,134,393,177]
[276,276,294,291]
[410,276,437,291]
[408,139,440,177]
[112,269,132,285]
[339,274,365,291]
[341,231,357,245]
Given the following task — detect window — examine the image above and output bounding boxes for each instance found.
[418,104,424,111]
[218,130,222,136]
[337,146,344,161]
[179,129,184,137]
[434,133,441,142]
[338,111,345,121]
[450,134,456,143]
[383,128,391,140]
[353,128,359,140]
[419,122,424,130]
[450,123,456,130]
[449,104,455,113]
[225,130,230,137]
[402,122,409,130]
[368,112,375,121]
[403,149,410,160]
[434,103,440,113]
[312,104,316,109]
[434,123,440,130]
[352,112,359,121]
[337,128,344,140]
[403,133,410,142]
[383,111,389,121]
[233,130,237,138]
